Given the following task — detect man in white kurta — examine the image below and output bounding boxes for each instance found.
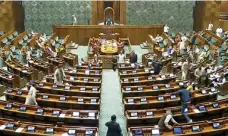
[164,24,169,34]
[25,81,38,106]
[207,22,213,31]
[155,34,163,43]
[118,52,125,64]
[72,15,77,25]
[216,27,223,37]
[181,60,189,80]
[54,65,66,85]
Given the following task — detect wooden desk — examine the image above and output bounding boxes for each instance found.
[123,88,217,110]
[0,69,26,89]
[0,100,99,126]
[0,117,99,136]
[119,68,153,78]
[35,81,101,97]
[5,90,100,110]
[121,81,188,98]
[62,53,78,67]
[118,63,145,70]
[47,56,64,66]
[128,117,228,136]
[76,63,102,70]
[126,98,227,127]
[120,74,176,86]
[64,68,102,77]
[28,59,55,74]
[5,60,42,81]
[45,75,102,86]
[53,25,164,45]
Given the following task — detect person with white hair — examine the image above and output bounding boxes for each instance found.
[25,81,38,106]
[207,22,213,31]
[72,15,77,25]
[164,24,169,34]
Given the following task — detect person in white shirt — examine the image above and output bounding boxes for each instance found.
[25,81,38,106]
[26,47,31,61]
[94,53,98,63]
[158,110,178,130]
[164,24,169,34]
[207,22,213,31]
[72,15,77,25]
[198,51,206,63]
[181,60,189,80]
[194,67,204,79]
[118,52,125,64]
[54,64,66,85]
[216,26,223,37]
[179,41,186,55]
[155,34,163,43]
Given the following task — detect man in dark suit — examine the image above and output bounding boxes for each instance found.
[105,115,122,136]
[130,51,137,63]
[112,56,117,71]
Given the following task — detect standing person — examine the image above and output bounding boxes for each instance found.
[129,51,137,64]
[216,26,223,37]
[152,59,163,75]
[54,64,66,85]
[207,22,213,31]
[94,53,98,63]
[158,110,179,130]
[181,60,189,80]
[164,24,169,34]
[105,115,123,136]
[72,15,77,25]
[118,52,125,64]
[26,47,32,62]
[25,81,38,106]
[172,85,193,123]
[112,56,117,71]
[194,67,203,81]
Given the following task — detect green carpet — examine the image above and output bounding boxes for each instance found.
[99,69,127,136]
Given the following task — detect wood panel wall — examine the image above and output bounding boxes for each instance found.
[53,25,164,45]
[194,1,228,31]
[0,1,24,32]
[92,1,126,25]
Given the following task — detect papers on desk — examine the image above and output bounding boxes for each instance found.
[22,70,27,73]
[28,60,34,63]
[124,79,129,82]
[8,75,12,79]
[144,69,149,73]
[0,125,6,130]
[161,75,166,79]
[156,77,162,80]
[15,127,24,133]
[85,70,90,75]
[177,62,183,66]
[126,87,131,91]
[193,109,200,113]
[59,114,65,118]
[65,86,70,90]
[150,71,154,74]
[69,76,74,81]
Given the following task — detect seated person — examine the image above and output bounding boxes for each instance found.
[167,45,174,55]
[158,110,178,130]
[155,34,163,43]
[104,17,114,25]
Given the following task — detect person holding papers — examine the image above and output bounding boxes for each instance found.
[105,115,123,136]
[158,110,178,130]
[54,64,66,85]
[172,85,193,123]
[25,81,38,106]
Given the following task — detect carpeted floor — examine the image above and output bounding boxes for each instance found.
[99,69,127,136]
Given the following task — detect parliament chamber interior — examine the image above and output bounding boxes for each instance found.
[0,0,228,136]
